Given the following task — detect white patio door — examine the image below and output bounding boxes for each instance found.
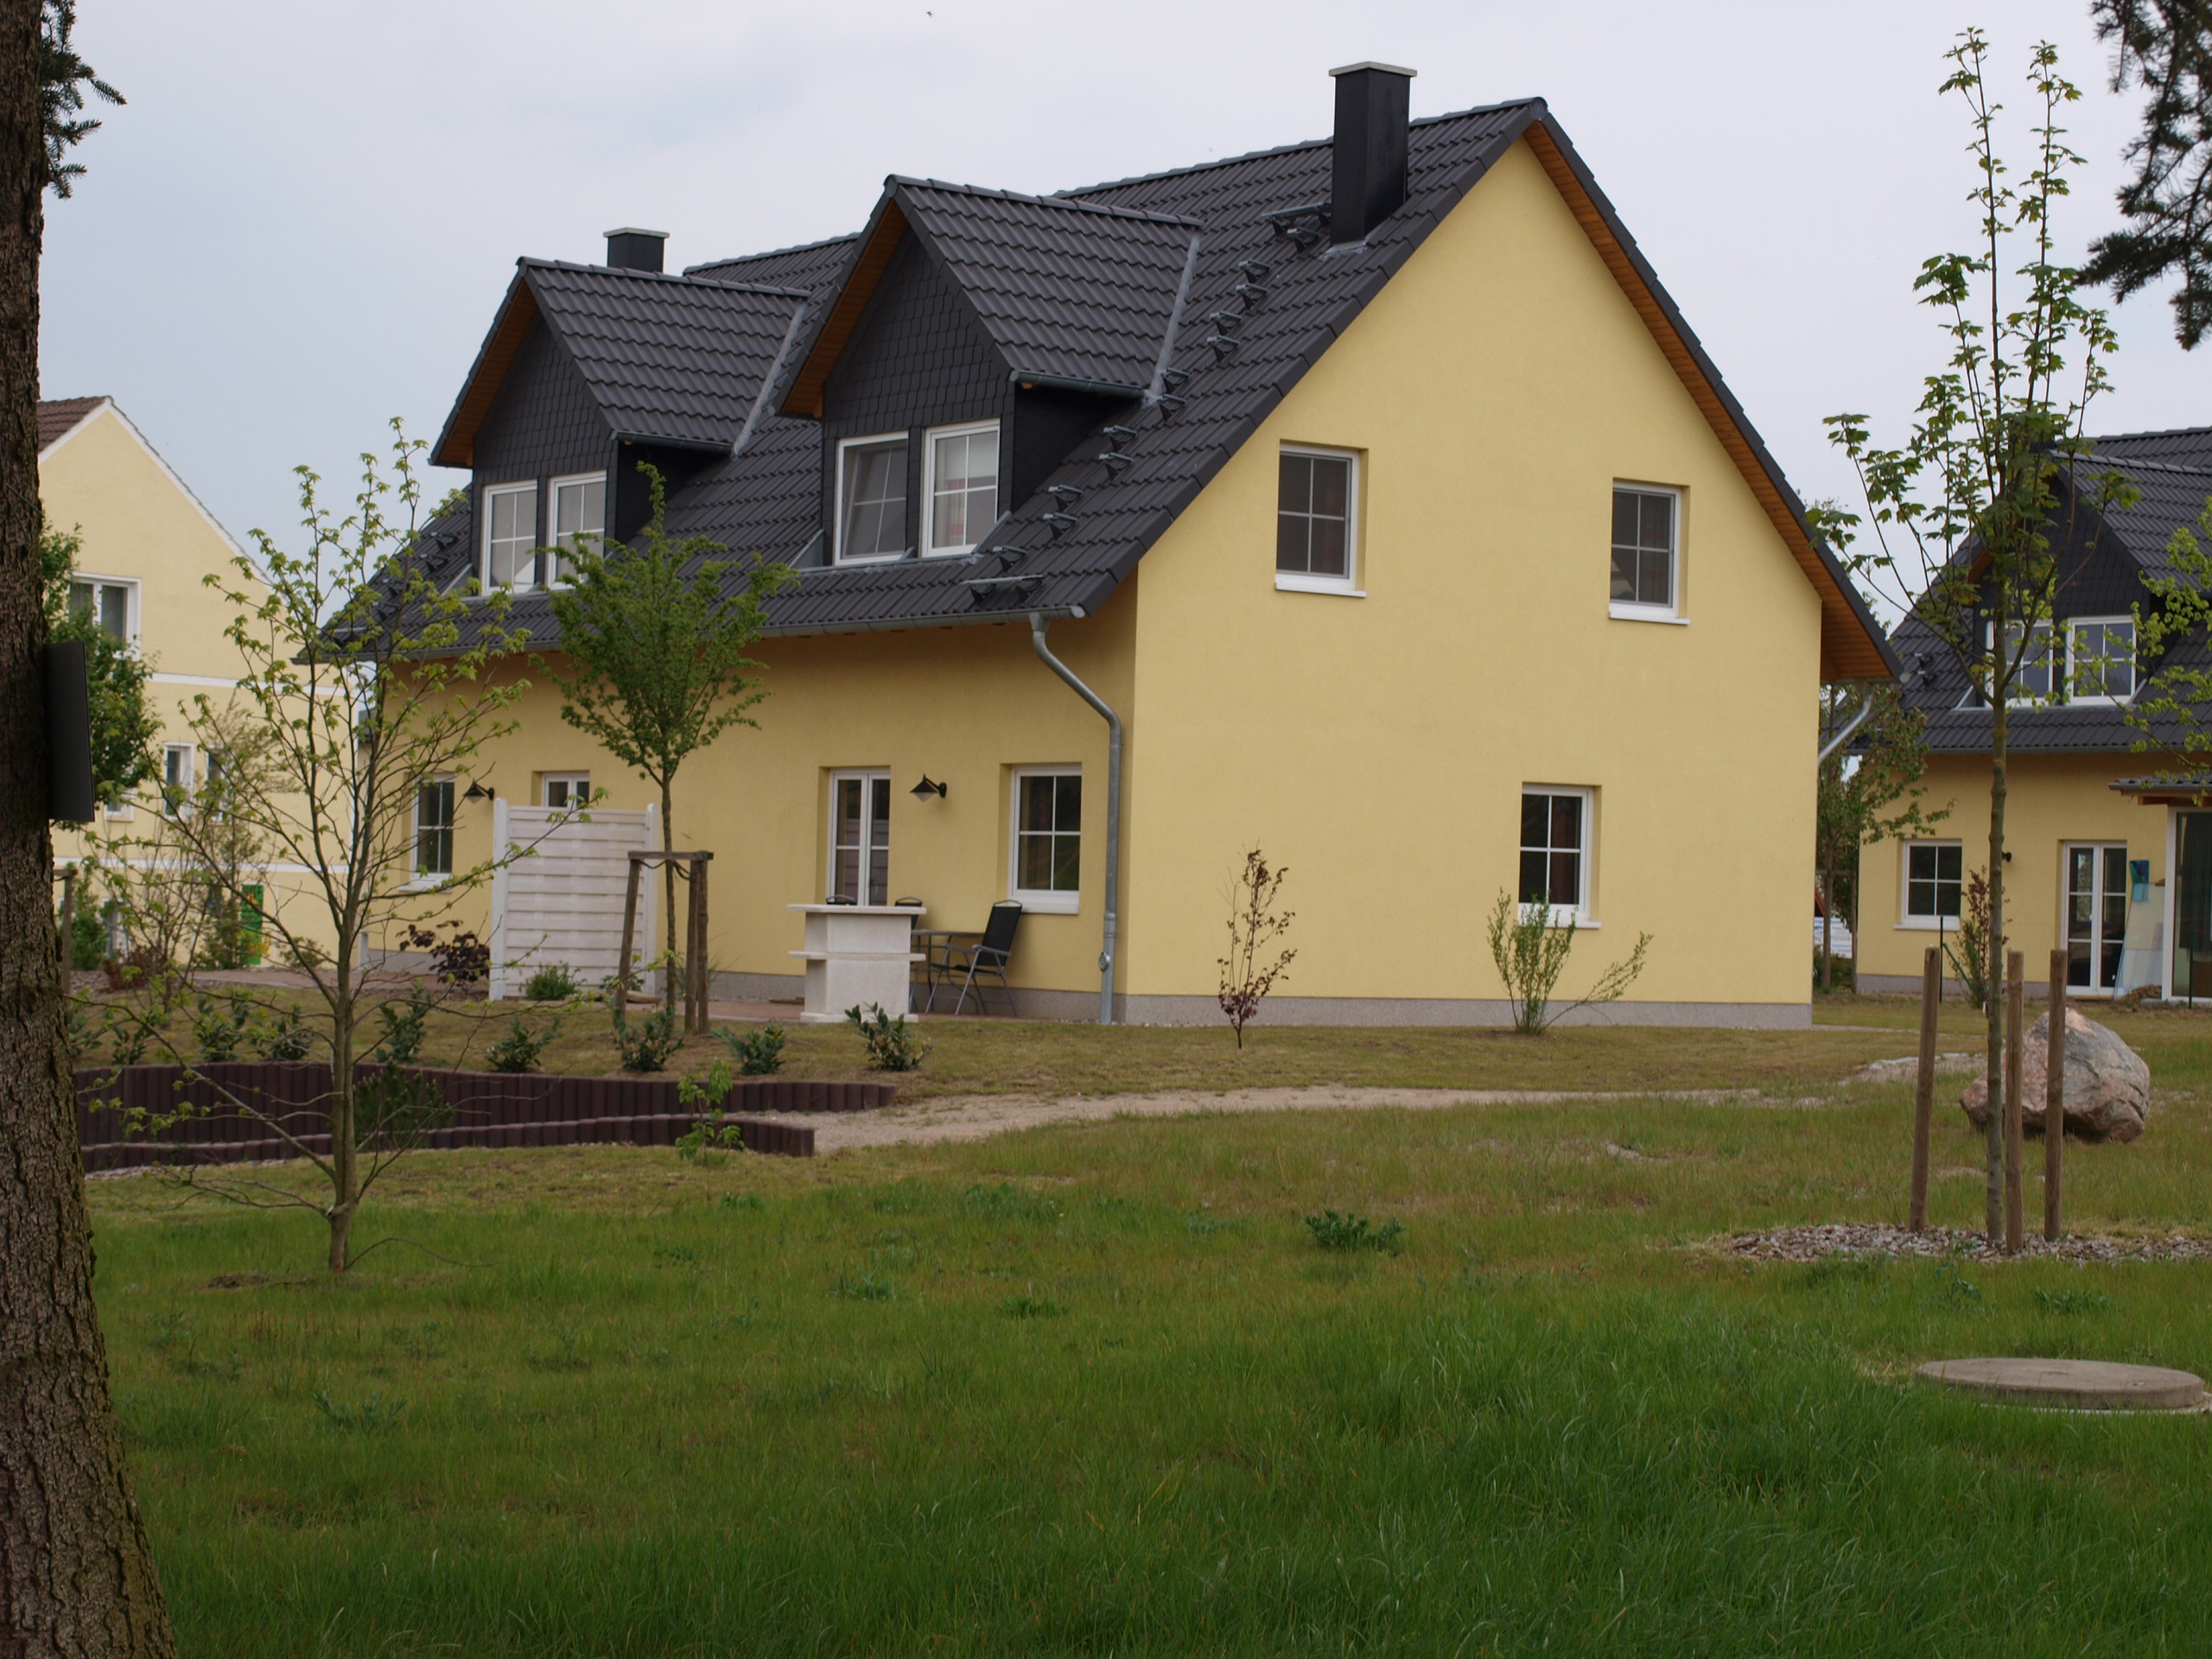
[2064,842,2128,993]
[829,772,891,905]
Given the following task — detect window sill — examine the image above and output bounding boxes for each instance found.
[1609,603,1688,625]
[1274,573,1364,597]
[1895,917,1959,931]
[407,874,452,892]
[1012,893,1080,915]
[1516,905,1597,928]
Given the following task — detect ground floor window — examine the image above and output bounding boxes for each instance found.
[542,772,590,810]
[415,777,454,878]
[2065,842,2128,993]
[1518,787,1592,918]
[830,771,890,905]
[1904,841,1962,922]
[1011,769,1081,911]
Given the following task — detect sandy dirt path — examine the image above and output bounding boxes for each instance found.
[754,1084,1770,1153]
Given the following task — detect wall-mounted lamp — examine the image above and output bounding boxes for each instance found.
[463,781,493,802]
[910,775,948,800]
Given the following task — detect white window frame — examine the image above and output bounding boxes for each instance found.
[1008,766,1083,914]
[921,419,1001,558]
[834,432,910,564]
[68,574,140,646]
[161,743,194,817]
[481,480,540,591]
[1516,785,1595,925]
[1989,619,2059,707]
[411,773,455,888]
[2067,615,2136,705]
[541,772,592,810]
[545,471,606,589]
[1608,482,1684,624]
[1898,838,1965,928]
[826,769,892,905]
[1274,443,1363,596]
[2061,840,2130,995]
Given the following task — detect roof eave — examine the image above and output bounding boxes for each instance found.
[431,267,540,471]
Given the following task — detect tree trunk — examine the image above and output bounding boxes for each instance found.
[660,777,678,1002]
[1986,669,2009,1244]
[1820,864,1834,992]
[0,0,177,1645]
[327,928,357,1272]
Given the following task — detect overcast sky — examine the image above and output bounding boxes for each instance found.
[36,0,2207,563]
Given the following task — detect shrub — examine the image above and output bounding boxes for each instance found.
[676,1110,748,1163]
[717,1020,787,1076]
[522,963,580,1001]
[402,922,489,988]
[255,1003,314,1062]
[1217,847,1295,1047]
[1945,868,1995,1011]
[372,985,435,1066]
[845,1002,929,1071]
[486,1014,558,1074]
[192,988,252,1062]
[1484,890,1652,1035]
[1305,1210,1405,1255]
[615,1003,683,1073]
[99,944,163,993]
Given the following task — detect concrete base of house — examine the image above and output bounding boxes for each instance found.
[707,972,1809,1028]
[1856,974,2120,1002]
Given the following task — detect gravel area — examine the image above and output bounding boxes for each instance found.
[1719,1222,2212,1264]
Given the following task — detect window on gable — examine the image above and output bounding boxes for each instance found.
[925,422,999,556]
[1610,486,1678,615]
[837,435,908,562]
[1518,787,1592,919]
[2069,617,2136,702]
[68,576,135,643]
[1276,447,1358,591]
[548,474,605,586]
[484,483,538,590]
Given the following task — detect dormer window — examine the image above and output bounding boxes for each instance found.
[925,421,999,556]
[836,434,908,562]
[484,482,538,589]
[548,473,604,586]
[2069,617,2136,703]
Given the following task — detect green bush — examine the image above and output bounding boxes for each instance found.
[192,989,252,1063]
[717,1021,787,1076]
[254,1003,314,1062]
[615,1003,683,1073]
[522,963,581,1001]
[845,1002,929,1072]
[372,985,435,1065]
[486,1014,558,1074]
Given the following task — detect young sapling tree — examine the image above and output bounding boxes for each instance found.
[1217,848,1294,1048]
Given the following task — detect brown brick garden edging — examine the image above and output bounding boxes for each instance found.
[73,1064,896,1171]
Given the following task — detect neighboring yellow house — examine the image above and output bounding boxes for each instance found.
[41,395,331,960]
[400,69,1895,1025]
[1857,425,2212,1003]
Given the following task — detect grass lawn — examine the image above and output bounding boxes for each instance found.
[92,1003,2212,1656]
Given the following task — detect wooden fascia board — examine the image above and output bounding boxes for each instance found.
[1523,121,1893,683]
[431,274,541,470]
[779,199,909,419]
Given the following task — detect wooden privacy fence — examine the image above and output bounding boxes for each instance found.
[73,1064,898,1171]
[488,800,659,1001]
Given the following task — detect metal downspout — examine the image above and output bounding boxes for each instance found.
[1030,612,1121,1024]
[1816,686,1875,766]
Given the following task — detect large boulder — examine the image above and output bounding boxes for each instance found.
[1960,1007,2150,1142]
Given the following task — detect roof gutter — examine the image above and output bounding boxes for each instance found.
[1030,611,1122,1025]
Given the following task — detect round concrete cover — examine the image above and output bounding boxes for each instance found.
[1917,1357,2207,1411]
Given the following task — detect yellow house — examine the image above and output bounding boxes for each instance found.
[1857,425,2212,1003]
[403,67,1894,1026]
[41,395,330,959]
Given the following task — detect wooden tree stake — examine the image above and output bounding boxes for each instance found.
[1910,945,1939,1231]
[614,854,641,1024]
[2046,946,2066,1241]
[2004,950,2025,1253]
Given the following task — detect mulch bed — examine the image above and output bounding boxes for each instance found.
[1716,1222,2212,1264]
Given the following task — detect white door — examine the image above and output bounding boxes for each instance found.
[2063,842,2128,994]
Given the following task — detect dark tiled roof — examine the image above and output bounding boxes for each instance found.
[37,395,105,451]
[416,101,1885,668]
[524,262,810,451]
[1897,425,2212,754]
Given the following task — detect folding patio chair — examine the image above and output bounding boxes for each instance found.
[927,900,1023,1016]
